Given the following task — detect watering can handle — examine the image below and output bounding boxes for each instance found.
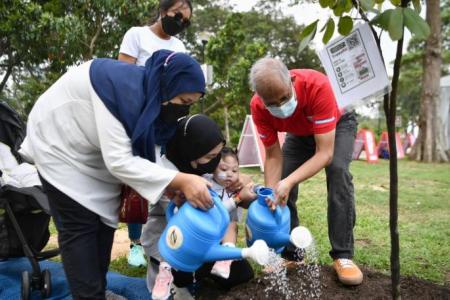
[166,189,225,221]
[262,187,282,225]
[208,188,222,207]
[274,205,283,225]
[166,201,176,222]
[209,188,230,227]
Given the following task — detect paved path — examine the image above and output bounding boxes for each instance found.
[47,228,131,260]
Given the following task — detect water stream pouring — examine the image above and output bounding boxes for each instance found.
[246,187,313,252]
[158,190,270,272]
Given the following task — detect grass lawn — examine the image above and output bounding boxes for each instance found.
[106,160,450,285]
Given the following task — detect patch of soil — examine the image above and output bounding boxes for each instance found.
[110,229,131,260]
[46,229,131,260]
[197,265,450,300]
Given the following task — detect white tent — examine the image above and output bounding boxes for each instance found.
[237,115,286,172]
[441,75,450,150]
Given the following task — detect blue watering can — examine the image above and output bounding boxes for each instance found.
[158,190,269,272]
[246,187,313,253]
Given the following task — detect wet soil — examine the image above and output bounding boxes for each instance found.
[197,265,450,300]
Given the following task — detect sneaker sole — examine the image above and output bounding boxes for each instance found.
[152,287,173,300]
[127,262,147,268]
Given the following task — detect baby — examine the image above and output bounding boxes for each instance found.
[203,147,256,279]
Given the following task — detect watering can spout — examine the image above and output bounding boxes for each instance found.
[204,245,244,262]
[289,226,313,249]
[204,240,270,266]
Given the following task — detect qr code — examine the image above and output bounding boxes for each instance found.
[346,33,361,50]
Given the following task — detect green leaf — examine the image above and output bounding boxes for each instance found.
[361,0,375,11]
[403,7,430,40]
[337,16,353,35]
[298,20,318,53]
[412,0,421,13]
[322,18,335,44]
[343,0,353,13]
[319,0,335,8]
[389,0,401,6]
[333,0,349,16]
[388,7,404,40]
[370,9,393,31]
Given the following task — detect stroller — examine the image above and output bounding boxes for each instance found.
[0,101,59,299]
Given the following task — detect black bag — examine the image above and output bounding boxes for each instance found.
[0,186,50,258]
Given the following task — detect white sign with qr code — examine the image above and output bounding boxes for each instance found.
[318,22,390,108]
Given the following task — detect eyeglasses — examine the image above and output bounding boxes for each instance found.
[174,12,191,27]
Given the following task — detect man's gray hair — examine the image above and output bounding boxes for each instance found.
[249,57,291,93]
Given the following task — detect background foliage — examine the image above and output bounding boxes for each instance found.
[1,0,320,146]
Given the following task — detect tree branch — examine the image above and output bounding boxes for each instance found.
[204,98,222,114]
[0,56,14,93]
[88,14,104,59]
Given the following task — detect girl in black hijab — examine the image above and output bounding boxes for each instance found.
[165,114,225,176]
[142,115,253,300]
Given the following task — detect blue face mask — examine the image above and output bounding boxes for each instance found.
[266,86,297,119]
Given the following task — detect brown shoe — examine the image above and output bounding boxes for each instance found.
[333,259,363,285]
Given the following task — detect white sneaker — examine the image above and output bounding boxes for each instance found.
[127,243,147,267]
[210,260,232,279]
[152,262,173,300]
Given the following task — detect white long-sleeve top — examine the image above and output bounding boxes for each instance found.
[19,60,178,228]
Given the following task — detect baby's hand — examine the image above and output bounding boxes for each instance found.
[239,183,257,202]
[227,174,252,193]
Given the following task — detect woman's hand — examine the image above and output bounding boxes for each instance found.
[169,173,213,210]
[165,190,186,207]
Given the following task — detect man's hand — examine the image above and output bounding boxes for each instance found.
[265,179,293,211]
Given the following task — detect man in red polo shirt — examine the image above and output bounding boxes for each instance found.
[249,57,362,286]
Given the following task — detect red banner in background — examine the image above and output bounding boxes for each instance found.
[352,129,378,163]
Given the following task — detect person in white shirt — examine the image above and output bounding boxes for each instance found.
[118,0,192,267]
[118,0,191,66]
[19,50,208,300]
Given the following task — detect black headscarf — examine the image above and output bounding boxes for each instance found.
[166,114,225,175]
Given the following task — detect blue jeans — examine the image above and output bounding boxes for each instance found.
[128,223,142,242]
[282,111,358,259]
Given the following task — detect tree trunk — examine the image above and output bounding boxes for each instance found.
[385,35,403,299]
[223,104,230,144]
[0,55,14,94]
[410,0,449,162]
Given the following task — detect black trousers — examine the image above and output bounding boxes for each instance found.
[40,176,115,300]
[282,112,358,259]
[172,259,254,290]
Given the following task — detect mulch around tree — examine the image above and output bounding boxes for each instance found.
[196,265,450,300]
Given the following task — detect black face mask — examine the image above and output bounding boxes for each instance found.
[161,13,189,36]
[192,154,221,176]
[160,102,190,124]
